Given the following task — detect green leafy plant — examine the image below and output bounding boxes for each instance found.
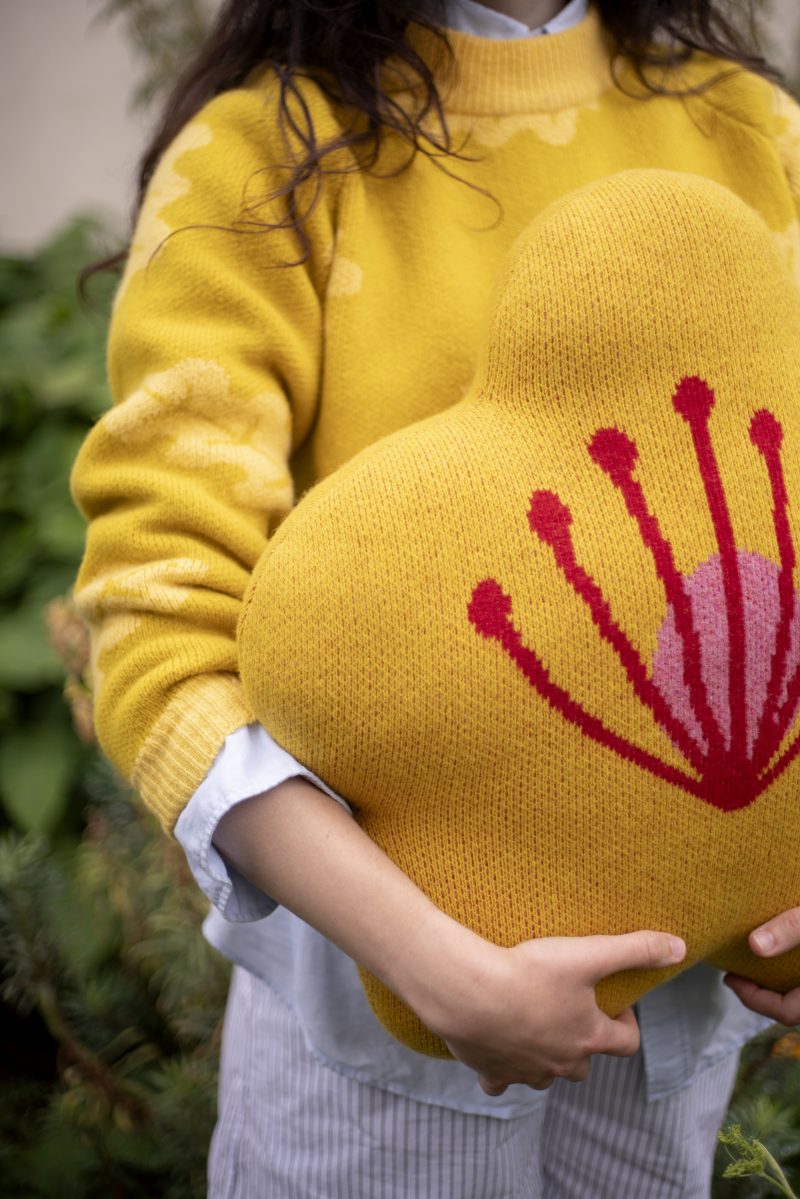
[0,765,230,1198]
[0,218,115,839]
[0,218,230,1196]
[714,1029,800,1197]
[719,1124,799,1198]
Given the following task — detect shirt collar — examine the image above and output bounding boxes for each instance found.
[444,0,588,39]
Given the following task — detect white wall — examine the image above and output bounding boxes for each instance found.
[769,0,800,82]
[0,0,150,253]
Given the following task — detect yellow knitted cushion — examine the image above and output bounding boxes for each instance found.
[238,170,800,1057]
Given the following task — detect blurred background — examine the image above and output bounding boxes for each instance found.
[0,2,799,1196]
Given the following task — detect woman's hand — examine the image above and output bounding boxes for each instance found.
[420,931,685,1096]
[723,908,800,1025]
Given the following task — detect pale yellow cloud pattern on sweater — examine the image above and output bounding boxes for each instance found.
[87,613,142,701]
[448,102,599,149]
[77,559,212,619]
[327,255,364,298]
[114,122,213,310]
[102,358,293,512]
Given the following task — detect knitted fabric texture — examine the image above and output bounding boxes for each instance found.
[70,6,800,836]
[238,170,800,1056]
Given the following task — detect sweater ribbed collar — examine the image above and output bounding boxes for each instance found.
[402,4,615,115]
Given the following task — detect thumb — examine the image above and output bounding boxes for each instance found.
[578,930,686,983]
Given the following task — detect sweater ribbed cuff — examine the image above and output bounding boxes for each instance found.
[131,673,255,834]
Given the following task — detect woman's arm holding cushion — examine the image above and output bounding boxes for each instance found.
[215,778,686,1093]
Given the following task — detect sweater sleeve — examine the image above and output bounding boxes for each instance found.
[71,77,340,832]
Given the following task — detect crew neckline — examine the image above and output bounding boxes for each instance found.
[401,5,615,115]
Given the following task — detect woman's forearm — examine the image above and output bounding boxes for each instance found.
[212,777,483,1025]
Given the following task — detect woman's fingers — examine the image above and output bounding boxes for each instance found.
[722,905,800,1023]
[479,1053,593,1095]
[447,930,682,1100]
[479,1074,556,1095]
[479,1077,509,1096]
[723,973,800,1025]
[592,1007,642,1058]
[575,930,686,984]
[749,907,800,956]
[562,1059,592,1083]
[720,907,800,1023]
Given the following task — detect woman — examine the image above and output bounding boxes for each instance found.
[73,1,800,1193]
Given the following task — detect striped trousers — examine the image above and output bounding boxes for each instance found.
[209,967,740,1198]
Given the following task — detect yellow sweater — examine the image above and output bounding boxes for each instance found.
[72,5,800,838]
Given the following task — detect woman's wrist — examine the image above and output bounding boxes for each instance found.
[391,905,507,1040]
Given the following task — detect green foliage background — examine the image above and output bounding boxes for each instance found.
[0,217,230,1198]
[0,222,107,839]
[1,1,798,1195]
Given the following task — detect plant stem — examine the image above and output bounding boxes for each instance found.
[6,877,149,1124]
[36,977,150,1124]
[761,1144,799,1199]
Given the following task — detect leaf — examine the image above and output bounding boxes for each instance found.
[0,690,15,728]
[0,521,34,598]
[17,1119,96,1198]
[0,254,36,310]
[37,358,102,410]
[46,845,118,979]
[0,387,35,442]
[0,606,63,690]
[33,504,87,563]
[0,723,81,834]
[23,563,81,609]
[35,214,115,297]
[16,423,85,522]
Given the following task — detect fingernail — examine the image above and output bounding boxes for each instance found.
[752,929,776,954]
[669,937,686,960]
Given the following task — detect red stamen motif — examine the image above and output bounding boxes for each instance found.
[528,490,706,772]
[749,409,797,771]
[468,377,800,812]
[588,425,726,764]
[468,579,704,797]
[672,378,747,773]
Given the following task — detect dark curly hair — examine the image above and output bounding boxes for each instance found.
[81,0,777,293]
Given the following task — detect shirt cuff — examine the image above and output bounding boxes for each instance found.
[174,722,352,922]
